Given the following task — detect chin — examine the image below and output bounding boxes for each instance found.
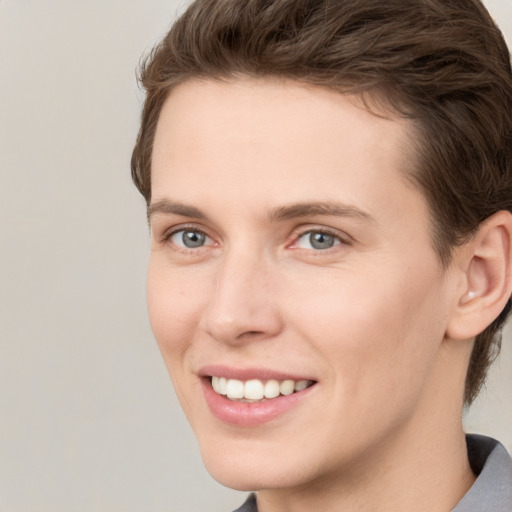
[199,443,271,490]
[207,469,263,492]
[198,438,319,492]
[205,463,302,492]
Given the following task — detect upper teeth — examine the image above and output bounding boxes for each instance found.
[211,376,312,401]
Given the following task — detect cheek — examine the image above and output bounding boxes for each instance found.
[146,258,206,362]
[284,261,447,400]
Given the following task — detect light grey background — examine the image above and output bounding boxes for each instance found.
[0,1,510,511]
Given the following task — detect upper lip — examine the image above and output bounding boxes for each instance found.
[198,364,317,382]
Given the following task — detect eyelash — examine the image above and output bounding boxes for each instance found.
[161,225,214,250]
[290,228,350,252]
[159,225,351,253]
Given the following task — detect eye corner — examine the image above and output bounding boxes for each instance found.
[291,228,349,252]
[152,222,219,255]
[172,228,215,248]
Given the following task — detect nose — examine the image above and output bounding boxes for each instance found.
[201,250,283,345]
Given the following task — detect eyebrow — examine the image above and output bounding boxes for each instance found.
[147,199,207,223]
[268,201,375,223]
[147,199,375,224]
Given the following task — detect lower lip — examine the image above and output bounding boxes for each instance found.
[201,379,315,427]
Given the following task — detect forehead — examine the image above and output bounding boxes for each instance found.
[154,78,412,155]
[153,78,414,176]
[151,78,421,218]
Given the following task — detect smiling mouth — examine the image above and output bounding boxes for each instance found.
[210,376,316,402]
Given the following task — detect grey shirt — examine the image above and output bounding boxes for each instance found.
[232,435,512,512]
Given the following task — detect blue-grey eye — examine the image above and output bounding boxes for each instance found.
[297,231,340,250]
[171,229,211,248]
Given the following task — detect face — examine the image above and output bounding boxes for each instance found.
[148,78,461,492]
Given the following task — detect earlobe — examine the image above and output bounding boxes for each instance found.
[446,210,512,341]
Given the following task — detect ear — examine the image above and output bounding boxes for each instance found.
[446,210,512,341]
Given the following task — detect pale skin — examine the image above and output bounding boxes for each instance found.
[147,78,512,512]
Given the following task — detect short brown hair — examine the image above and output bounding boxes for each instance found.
[131,0,512,405]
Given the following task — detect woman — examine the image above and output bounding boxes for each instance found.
[131,1,512,510]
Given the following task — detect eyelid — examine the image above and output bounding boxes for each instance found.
[289,225,353,250]
[155,222,352,253]
[159,223,216,247]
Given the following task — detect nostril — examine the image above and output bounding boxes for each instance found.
[237,330,265,340]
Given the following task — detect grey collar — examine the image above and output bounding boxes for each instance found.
[452,435,512,511]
